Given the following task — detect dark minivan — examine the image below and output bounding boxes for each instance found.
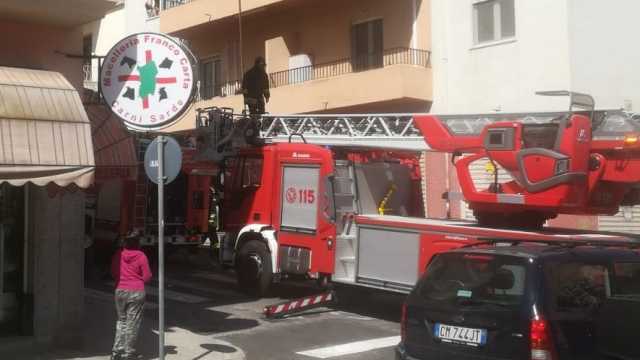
[396,241,640,360]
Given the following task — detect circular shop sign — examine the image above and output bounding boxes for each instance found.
[100,32,195,131]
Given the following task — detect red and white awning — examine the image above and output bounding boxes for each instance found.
[0,66,94,188]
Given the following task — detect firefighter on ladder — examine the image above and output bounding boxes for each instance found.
[242,56,270,115]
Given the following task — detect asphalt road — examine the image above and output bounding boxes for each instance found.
[85,249,404,360]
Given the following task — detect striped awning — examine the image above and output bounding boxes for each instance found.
[85,101,138,182]
[0,66,95,188]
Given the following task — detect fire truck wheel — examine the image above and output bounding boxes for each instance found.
[236,240,272,297]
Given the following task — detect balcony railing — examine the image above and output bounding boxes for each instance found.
[162,0,193,10]
[83,63,92,82]
[197,47,431,102]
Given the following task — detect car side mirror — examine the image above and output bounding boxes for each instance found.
[323,175,337,223]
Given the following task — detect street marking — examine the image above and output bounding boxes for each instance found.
[296,336,400,358]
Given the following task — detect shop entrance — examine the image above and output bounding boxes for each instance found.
[0,184,25,336]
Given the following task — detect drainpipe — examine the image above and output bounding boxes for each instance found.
[411,0,419,65]
[238,0,244,76]
[411,0,418,49]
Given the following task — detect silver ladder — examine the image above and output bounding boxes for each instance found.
[332,160,359,284]
[260,114,428,151]
[197,108,636,157]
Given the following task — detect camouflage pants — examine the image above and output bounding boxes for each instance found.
[112,289,145,357]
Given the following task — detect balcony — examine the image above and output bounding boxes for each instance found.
[83,63,98,92]
[0,0,119,27]
[162,0,194,10]
[160,0,289,34]
[165,48,432,132]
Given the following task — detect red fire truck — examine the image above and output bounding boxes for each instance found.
[118,145,216,250]
[194,92,640,296]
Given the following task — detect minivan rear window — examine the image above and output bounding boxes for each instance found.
[418,253,528,308]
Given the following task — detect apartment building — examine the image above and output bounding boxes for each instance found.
[159,0,432,132]
[428,0,640,231]
[0,0,118,349]
[80,0,161,93]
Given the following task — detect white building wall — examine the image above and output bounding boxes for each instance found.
[431,0,572,114]
[81,0,159,85]
[567,0,640,111]
[94,8,127,57]
[430,0,640,231]
[126,0,160,34]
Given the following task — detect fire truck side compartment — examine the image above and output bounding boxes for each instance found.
[356,225,420,292]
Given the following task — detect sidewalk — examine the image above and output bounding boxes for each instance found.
[16,290,246,360]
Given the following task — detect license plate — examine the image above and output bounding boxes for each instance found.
[434,323,487,346]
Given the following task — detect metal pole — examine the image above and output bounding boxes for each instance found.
[157,135,166,360]
[238,0,244,75]
[97,57,103,103]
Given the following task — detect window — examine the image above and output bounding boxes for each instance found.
[224,157,240,191]
[323,176,337,223]
[200,57,222,100]
[351,19,383,71]
[488,131,504,146]
[612,262,640,297]
[473,0,515,45]
[418,253,528,308]
[241,157,263,188]
[547,262,609,310]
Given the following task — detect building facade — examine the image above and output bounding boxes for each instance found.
[159,0,432,132]
[428,0,640,231]
[78,1,161,252]
[80,0,161,94]
[0,0,118,349]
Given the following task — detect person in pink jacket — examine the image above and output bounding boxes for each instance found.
[110,232,152,360]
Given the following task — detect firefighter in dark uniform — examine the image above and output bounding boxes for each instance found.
[241,56,270,115]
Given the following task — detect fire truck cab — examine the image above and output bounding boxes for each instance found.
[218,143,337,294]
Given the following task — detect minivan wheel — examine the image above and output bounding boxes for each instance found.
[236,240,272,297]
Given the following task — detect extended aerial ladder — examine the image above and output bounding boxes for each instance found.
[194,91,640,229]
